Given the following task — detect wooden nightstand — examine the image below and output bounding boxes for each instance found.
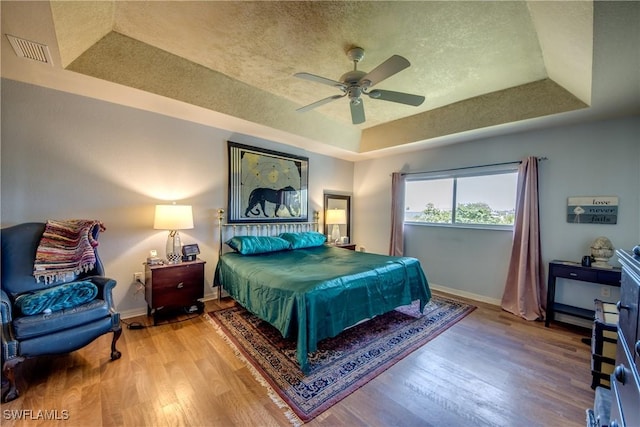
[333,243,356,251]
[144,259,205,325]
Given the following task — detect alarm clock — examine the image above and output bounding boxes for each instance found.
[182,244,200,262]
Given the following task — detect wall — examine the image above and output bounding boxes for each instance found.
[1,79,354,317]
[2,77,639,318]
[353,116,640,308]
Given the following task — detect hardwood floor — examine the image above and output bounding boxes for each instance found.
[1,292,594,426]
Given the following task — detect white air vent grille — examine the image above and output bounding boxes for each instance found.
[6,34,53,66]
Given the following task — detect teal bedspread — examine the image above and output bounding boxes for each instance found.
[214,245,431,372]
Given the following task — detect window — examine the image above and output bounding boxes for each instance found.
[404,166,518,228]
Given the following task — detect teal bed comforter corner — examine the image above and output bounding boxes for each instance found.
[214,245,431,372]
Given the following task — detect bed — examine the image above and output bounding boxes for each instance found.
[214,227,431,373]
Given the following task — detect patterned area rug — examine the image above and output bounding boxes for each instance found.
[206,294,475,424]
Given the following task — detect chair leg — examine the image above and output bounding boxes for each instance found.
[2,358,23,402]
[110,328,122,360]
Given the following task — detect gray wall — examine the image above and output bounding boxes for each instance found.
[1,79,354,317]
[3,77,639,319]
[353,116,640,309]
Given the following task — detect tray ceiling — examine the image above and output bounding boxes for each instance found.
[3,1,638,158]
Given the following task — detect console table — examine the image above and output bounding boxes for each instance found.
[545,260,621,327]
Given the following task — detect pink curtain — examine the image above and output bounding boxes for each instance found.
[389,172,405,256]
[501,157,546,321]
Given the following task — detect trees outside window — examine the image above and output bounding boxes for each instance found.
[405,169,517,228]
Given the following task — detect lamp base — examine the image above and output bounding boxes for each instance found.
[331,224,341,245]
[166,230,182,264]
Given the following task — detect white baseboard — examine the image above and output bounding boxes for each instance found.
[429,283,502,306]
[119,307,147,320]
[430,284,592,328]
[120,292,219,320]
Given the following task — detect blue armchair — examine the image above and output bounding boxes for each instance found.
[1,222,122,402]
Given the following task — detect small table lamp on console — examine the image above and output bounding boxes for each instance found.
[154,203,194,263]
[325,208,346,245]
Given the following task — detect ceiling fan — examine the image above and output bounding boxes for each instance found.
[294,47,425,125]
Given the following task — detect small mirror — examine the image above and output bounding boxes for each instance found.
[324,193,351,244]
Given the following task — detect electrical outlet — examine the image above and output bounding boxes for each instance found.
[601,286,611,298]
[133,272,143,283]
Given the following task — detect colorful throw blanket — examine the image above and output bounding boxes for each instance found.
[33,219,105,284]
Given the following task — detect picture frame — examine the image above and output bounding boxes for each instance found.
[566,196,618,224]
[227,141,309,223]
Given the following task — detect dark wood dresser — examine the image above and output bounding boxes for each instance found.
[145,259,205,325]
[610,250,640,426]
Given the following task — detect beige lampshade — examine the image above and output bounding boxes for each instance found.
[153,204,194,230]
[325,208,347,225]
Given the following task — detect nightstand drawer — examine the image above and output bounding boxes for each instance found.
[152,282,202,308]
[151,264,202,291]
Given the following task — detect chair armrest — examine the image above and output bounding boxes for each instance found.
[1,288,19,364]
[1,289,13,324]
[84,276,118,311]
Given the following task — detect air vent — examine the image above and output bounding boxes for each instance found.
[6,34,53,66]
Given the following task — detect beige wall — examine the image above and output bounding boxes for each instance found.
[1,79,354,317]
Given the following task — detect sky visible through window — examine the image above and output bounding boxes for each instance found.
[405,173,517,213]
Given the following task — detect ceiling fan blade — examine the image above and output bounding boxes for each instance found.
[350,100,365,125]
[296,94,345,113]
[294,72,347,89]
[367,89,425,106]
[359,55,411,88]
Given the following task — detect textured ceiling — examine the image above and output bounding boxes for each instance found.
[4,1,638,158]
[46,0,591,153]
[98,1,550,125]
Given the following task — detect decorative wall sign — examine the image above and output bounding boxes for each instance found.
[227,141,308,223]
[567,196,618,224]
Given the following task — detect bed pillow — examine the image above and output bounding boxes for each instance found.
[14,281,99,316]
[279,232,327,249]
[225,235,292,255]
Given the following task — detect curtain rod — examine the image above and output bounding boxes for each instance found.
[399,157,548,176]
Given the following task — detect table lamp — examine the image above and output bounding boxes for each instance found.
[325,208,346,245]
[154,204,194,263]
